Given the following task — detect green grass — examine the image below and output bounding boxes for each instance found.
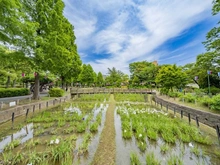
[146,152,161,165]
[130,152,142,165]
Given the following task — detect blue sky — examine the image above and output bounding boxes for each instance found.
[63,0,217,74]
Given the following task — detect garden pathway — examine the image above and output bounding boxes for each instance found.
[91,94,116,165]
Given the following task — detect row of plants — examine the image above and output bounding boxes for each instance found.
[116,103,219,164]
[114,94,146,102]
[74,94,110,102]
[0,101,107,164]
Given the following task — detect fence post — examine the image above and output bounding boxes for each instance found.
[188,113,191,124]
[166,105,168,112]
[16,99,19,105]
[160,103,162,109]
[25,108,29,121]
[46,101,48,108]
[0,102,3,110]
[216,125,220,141]
[181,110,183,119]
[33,105,35,117]
[11,112,15,129]
[39,103,41,110]
[173,107,176,115]
[196,116,199,127]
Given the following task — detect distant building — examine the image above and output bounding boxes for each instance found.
[152,61,158,66]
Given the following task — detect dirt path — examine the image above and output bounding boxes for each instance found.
[91,94,116,165]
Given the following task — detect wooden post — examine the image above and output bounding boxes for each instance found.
[11,112,15,129]
[0,102,3,110]
[33,105,35,117]
[16,99,19,105]
[39,103,41,110]
[160,103,162,109]
[181,110,183,119]
[188,113,191,124]
[173,107,176,115]
[166,105,168,112]
[46,101,48,108]
[53,100,55,105]
[216,125,220,141]
[25,108,29,121]
[196,116,199,127]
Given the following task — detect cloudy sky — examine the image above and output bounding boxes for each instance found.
[63,0,217,74]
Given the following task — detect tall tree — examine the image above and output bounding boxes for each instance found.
[97,72,104,87]
[78,64,95,86]
[203,0,220,52]
[21,0,81,99]
[156,65,188,91]
[129,61,158,87]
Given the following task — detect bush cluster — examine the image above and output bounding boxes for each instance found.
[0,88,29,98]
[48,88,64,97]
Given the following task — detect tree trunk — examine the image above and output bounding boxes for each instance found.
[33,73,40,100]
[13,79,16,87]
[65,83,68,91]
[6,76,10,88]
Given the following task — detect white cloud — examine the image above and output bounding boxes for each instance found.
[63,0,212,74]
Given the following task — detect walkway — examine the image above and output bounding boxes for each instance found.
[91,94,116,165]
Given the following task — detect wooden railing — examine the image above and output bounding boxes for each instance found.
[70,88,155,95]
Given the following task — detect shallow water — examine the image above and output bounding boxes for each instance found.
[115,104,220,165]
[0,102,108,164]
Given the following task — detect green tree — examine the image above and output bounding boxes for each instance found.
[129,61,158,87]
[20,0,81,99]
[156,65,188,91]
[79,64,95,86]
[97,72,104,87]
[203,0,220,52]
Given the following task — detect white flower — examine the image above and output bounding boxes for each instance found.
[139,134,142,138]
[55,139,60,144]
[124,130,127,133]
[141,142,144,145]
[27,163,32,165]
[189,142,194,148]
[50,140,54,144]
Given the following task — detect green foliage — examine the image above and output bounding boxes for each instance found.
[78,64,95,86]
[130,152,141,165]
[129,61,158,87]
[210,94,220,111]
[0,88,29,98]
[156,64,188,90]
[204,86,220,95]
[48,88,64,97]
[146,152,161,165]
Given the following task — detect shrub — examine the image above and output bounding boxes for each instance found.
[198,96,212,107]
[160,88,169,95]
[0,88,29,98]
[210,94,220,111]
[167,91,179,98]
[48,88,64,97]
[179,93,196,103]
[204,86,220,95]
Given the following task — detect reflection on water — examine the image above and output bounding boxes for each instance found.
[0,123,33,153]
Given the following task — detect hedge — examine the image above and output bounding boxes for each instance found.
[0,88,29,98]
[49,88,64,97]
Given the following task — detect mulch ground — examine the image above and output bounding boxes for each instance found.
[91,94,116,165]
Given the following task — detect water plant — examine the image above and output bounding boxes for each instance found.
[130,152,141,165]
[90,122,99,132]
[167,155,183,165]
[146,152,161,165]
[4,139,20,151]
[190,145,200,157]
[137,140,147,152]
[160,143,170,153]
[76,122,86,133]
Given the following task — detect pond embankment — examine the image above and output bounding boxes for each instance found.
[0,95,71,124]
